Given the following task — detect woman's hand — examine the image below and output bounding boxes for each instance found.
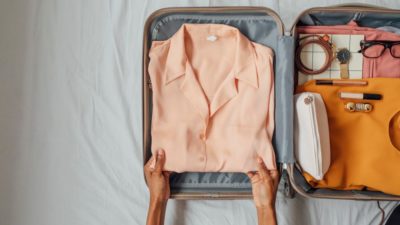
[145,149,170,225]
[247,156,279,225]
[247,156,279,208]
[144,149,171,204]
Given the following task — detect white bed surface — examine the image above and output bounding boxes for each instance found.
[0,0,399,225]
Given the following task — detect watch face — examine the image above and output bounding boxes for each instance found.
[337,48,351,63]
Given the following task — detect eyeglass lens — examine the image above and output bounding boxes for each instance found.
[363,42,400,58]
[390,44,400,58]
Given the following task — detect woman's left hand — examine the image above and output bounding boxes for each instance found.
[144,149,171,203]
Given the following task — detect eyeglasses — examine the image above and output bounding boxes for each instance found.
[359,40,400,58]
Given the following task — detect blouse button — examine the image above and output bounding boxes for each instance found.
[199,134,206,141]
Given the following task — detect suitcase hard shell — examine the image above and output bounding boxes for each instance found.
[142,4,400,200]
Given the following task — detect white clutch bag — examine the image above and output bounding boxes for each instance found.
[294,92,331,180]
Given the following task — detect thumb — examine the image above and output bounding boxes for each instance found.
[154,149,166,174]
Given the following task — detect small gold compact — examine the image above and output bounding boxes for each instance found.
[345,102,373,113]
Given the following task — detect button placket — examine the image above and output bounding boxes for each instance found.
[201,118,209,141]
[200,118,209,170]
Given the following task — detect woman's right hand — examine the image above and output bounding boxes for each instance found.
[247,156,279,225]
[247,156,280,208]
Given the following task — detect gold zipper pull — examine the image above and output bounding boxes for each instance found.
[345,102,373,112]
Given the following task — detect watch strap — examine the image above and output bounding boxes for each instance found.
[340,63,349,79]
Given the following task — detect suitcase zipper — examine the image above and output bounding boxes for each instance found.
[306,95,321,178]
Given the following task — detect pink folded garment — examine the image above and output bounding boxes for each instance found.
[148,24,276,173]
[298,21,400,78]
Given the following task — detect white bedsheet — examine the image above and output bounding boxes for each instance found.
[0,1,399,225]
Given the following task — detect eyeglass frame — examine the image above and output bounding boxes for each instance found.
[358,40,400,58]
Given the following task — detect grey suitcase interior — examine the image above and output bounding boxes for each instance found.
[142,5,400,200]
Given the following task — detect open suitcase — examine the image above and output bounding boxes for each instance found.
[142,4,400,200]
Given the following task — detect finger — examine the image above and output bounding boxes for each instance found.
[164,171,172,186]
[163,171,171,178]
[247,171,255,179]
[154,149,166,173]
[149,156,157,170]
[269,169,280,187]
[165,171,172,176]
[144,155,155,176]
[256,156,270,180]
[144,154,155,168]
[247,172,261,184]
[270,170,279,181]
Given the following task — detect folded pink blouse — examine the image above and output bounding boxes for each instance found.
[148,23,276,172]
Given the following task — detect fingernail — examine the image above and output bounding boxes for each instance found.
[257,157,263,163]
[150,158,156,169]
[157,150,164,158]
